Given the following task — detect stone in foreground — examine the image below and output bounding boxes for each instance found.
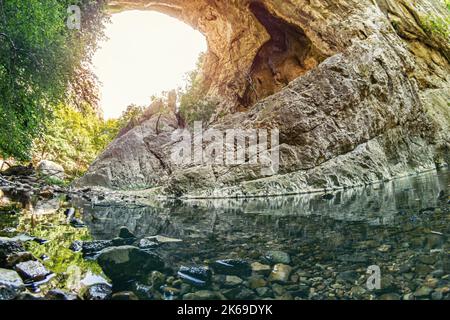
[97,246,164,283]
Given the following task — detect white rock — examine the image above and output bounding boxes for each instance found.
[37,160,65,180]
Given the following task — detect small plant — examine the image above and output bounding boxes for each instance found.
[178,53,219,127]
[43,176,69,187]
[420,0,450,38]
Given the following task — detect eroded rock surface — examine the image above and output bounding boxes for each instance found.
[78,0,450,197]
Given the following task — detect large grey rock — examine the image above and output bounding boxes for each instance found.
[0,268,25,300]
[37,160,65,180]
[97,246,164,283]
[78,0,449,198]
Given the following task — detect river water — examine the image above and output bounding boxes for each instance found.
[1,169,448,300]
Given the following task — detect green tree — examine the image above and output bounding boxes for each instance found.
[178,53,219,127]
[0,0,108,160]
[33,104,120,178]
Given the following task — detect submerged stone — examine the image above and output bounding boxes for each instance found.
[45,289,78,300]
[264,251,291,264]
[177,266,212,287]
[211,259,251,276]
[82,283,112,300]
[269,264,292,283]
[97,246,164,283]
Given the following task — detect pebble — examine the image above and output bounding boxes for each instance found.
[269,264,292,283]
[265,251,291,264]
[224,275,243,287]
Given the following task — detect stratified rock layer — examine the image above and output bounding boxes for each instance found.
[77,0,450,197]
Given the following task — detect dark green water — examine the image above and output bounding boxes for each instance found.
[1,169,449,300]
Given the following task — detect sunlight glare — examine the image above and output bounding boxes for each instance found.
[92,10,207,119]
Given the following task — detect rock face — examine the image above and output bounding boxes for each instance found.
[78,0,449,197]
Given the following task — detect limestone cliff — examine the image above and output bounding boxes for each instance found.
[77,0,450,198]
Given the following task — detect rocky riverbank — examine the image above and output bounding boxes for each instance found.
[1,168,449,300]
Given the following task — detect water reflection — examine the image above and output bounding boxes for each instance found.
[77,169,448,241]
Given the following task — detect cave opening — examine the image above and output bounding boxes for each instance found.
[92,10,207,119]
[238,2,327,109]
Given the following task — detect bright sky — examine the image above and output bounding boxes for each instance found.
[92,10,207,119]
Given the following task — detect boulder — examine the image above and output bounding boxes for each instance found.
[37,160,65,180]
[14,260,51,282]
[97,246,164,283]
[0,268,25,300]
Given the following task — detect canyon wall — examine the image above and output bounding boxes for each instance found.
[77,0,450,197]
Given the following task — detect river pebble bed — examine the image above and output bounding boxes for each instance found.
[0,169,449,300]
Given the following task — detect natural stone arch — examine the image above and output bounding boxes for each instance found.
[77,0,449,197]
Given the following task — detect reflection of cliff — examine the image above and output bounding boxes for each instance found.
[77,170,447,242]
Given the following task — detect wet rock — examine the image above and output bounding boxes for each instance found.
[183,290,218,300]
[39,254,49,261]
[337,271,359,284]
[118,226,135,239]
[45,289,78,300]
[150,271,165,290]
[64,208,75,220]
[377,244,392,253]
[69,240,83,252]
[251,262,271,275]
[417,255,436,265]
[224,275,243,287]
[264,251,291,265]
[16,292,44,300]
[69,217,86,228]
[248,276,267,289]
[5,251,34,268]
[378,293,401,300]
[82,283,112,300]
[162,286,181,298]
[322,194,334,200]
[81,240,113,256]
[235,288,257,300]
[287,284,309,298]
[111,237,135,246]
[178,266,212,287]
[0,237,23,267]
[14,260,50,282]
[131,282,153,300]
[138,238,159,250]
[147,235,182,244]
[112,291,139,300]
[414,286,433,298]
[211,259,251,276]
[256,287,272,298]
[97,246,164,283]
[431,291,443,300]
[269,264,292,283]
[0,268,25,300]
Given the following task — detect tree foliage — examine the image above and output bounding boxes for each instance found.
[33,104,120,178]
[0,0,108,160]
[178,53,219,127]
